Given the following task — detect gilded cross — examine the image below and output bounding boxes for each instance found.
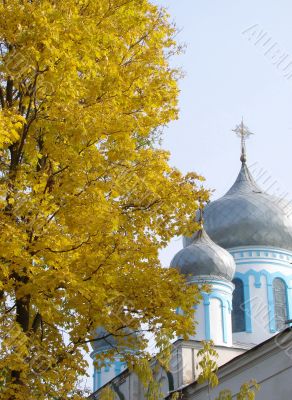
[232,119,254,163]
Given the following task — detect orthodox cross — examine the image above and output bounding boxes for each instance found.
[232,119,254,163]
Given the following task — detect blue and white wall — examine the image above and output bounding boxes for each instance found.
[189,278,234,347]
[91,355,126,392]
[229,246,292,345]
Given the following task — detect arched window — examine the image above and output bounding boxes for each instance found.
[273,278,288,331]
[232,278,246,333]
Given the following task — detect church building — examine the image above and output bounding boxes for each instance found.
[89,122,292,399]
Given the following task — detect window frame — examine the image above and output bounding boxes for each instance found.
[272,277,288,332]
[232,278,246,333]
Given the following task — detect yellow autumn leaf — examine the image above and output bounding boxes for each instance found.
[0,1,209,399]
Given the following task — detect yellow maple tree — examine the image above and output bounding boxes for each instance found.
[0,1,208,398]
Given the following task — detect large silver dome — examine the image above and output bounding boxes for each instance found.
[184,162,292,251]
[171,228,236,281]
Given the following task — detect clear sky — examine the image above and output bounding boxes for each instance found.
[86,0,292,389]
[157,0,292,266]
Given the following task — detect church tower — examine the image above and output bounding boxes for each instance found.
[89,122,292,397]
[185,121,292,346]
[171,225,236,347]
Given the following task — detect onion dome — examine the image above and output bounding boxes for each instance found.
[184,122,292,251]
[171,228,236,281]
[91,327,118,354]
[91,327,137,354]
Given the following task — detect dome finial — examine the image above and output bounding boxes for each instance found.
[232,118,254,163]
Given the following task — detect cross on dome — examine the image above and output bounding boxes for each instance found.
[232,119,254,163]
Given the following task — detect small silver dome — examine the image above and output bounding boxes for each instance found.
[91,327,137,354]
[184,163,292,251]
[91,327,118,353]
[171,228,236,281]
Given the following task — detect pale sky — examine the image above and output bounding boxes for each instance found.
[87,0,292,389]
[158,0,292,266]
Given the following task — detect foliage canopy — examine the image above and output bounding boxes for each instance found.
[0,0,208,398]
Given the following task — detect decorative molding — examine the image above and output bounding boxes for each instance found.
[93,359,126,392]
[228,246,292,260]
[210,291,228,344]
[234,259,292,268]
[203,290,232,344]
[188,277,234,292]
[114,360,125,375]
[229,248,292,270]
